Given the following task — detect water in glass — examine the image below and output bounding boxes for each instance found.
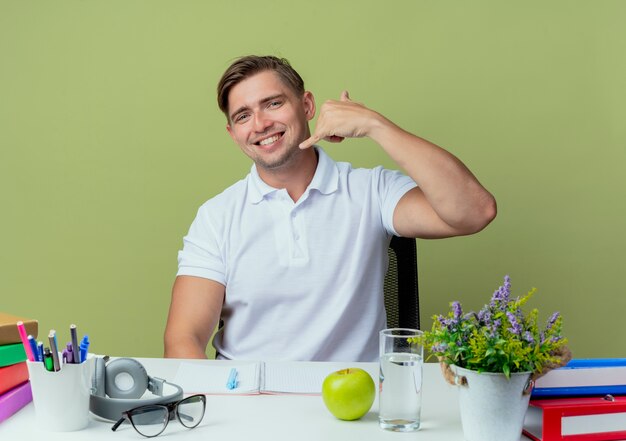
[379,352,422,431]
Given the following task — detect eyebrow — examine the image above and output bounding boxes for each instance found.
[229,93,286,121]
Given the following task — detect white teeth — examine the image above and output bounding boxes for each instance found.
[259,134,281,146]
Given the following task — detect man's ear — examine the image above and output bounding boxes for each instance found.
[226,124,235,141]
[303,91,316,121]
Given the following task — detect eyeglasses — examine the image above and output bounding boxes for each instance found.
[111,394,206,438]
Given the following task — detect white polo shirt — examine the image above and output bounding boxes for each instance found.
[177,147,417,362]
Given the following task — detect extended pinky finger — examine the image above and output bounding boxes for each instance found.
[299,136,319,149]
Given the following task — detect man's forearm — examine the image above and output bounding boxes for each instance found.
[369,115,496,234]
[164,333,209,359]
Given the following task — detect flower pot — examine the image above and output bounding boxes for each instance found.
[451,365,532,441]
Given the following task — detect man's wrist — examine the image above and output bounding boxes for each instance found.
[366,111,396,144]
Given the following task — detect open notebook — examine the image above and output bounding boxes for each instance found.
[172,361,376,395]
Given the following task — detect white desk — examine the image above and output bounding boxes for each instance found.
[0,358,532,440]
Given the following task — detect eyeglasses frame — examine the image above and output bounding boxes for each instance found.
[111,394,206,438]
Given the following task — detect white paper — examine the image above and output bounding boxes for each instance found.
[172,361,368,395]
[263,362,353,394]
[173,362,261,394]
[535,366,626,388]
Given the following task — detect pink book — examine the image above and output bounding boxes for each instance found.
[0,381,32,423]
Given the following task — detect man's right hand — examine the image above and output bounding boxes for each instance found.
[299,91,383,150]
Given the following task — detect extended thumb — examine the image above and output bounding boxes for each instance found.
[340,90,350,101]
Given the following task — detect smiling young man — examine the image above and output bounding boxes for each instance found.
[164,55,497,362]
[224,68,318,201]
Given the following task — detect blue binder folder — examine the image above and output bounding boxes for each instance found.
[532,358,626,398]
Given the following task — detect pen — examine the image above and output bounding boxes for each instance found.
[48,332,60,371]
[37,341,44,362]
[16,321,35,362]
[27,335,39,362]
[43,348,54,372]
[79,335,90,363]
[226,368,238,390]
[70,324,79,364]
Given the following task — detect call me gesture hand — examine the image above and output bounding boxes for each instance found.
[299,91,382,149]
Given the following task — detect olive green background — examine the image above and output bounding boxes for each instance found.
[2,1,625,359]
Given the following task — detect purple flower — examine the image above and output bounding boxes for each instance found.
[443,317,455,328]
[512,308,525,326]
[546,312,560,330]
[437,315,453,327]
[506,311,522,335]
[452,301,463,320]
[504,275,511,292]
[523,331,535,344]
[489,289,502,307]
[477,308,491,324]
[432,343,448,353]
[490,275,512,310]
[487,318,502,338]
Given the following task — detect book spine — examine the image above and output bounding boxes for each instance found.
[0,319,38,346]
[532,384,626,398]
[0,344,27,368]
[0,362,29,395]
[0,382,32,423]
[565,358,626,369]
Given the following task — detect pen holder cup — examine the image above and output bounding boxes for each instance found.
[26,355,95,431]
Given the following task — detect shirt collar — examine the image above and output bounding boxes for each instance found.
[247,146,339,204]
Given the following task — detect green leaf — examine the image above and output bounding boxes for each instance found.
[503,363,511,378]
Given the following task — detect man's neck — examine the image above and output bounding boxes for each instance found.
[257,148,318,202]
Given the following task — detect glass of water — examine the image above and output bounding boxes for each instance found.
[379,328,424,432]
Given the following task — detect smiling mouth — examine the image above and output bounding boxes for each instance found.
[255,132,284,146]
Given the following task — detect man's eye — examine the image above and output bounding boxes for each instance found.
[268,100,282,108]
[235,114,250,123]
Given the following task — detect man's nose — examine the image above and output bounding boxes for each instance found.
[252,111,272,133]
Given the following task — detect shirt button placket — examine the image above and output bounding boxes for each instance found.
[291,211,299,240]
[290,209,303,257]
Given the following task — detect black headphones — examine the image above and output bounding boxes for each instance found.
[90,357,184,421]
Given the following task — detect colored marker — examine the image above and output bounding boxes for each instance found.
[27,335,38,362]
[43,348,54,372]
[37,341,44,362]
[70,324,79,364]
[16,321,35,362]
[62,343,74,364]
[79,335,90,363]
[48,332,60,372]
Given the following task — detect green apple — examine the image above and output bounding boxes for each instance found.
[322,368,375,421]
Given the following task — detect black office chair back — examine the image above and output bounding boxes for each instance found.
[384,236,420,330]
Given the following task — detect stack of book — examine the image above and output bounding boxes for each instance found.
[0,312,37,424]
[523,359,626,441]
